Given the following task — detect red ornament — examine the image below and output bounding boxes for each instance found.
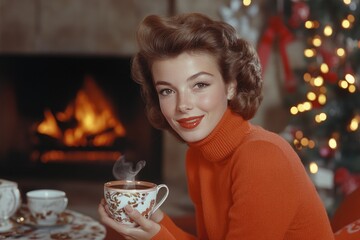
[319,48,340,69]
[334,167,360,195]
[311,99,322,109]
[344,64,355,76]
[319,145,334,158]
[322,71,338,84]
[288,1,310,29]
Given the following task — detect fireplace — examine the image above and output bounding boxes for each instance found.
[0,54,163,182]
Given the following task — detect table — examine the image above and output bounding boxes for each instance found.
[0,205,106,240]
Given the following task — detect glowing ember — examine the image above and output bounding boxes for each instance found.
[34,150,121,163]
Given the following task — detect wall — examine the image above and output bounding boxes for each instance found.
[0,0,168,54]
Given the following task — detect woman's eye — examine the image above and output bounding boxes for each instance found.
[194,82,210,89]
[159,88,173,96]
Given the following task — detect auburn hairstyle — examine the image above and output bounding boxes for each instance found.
[131,12,263,133]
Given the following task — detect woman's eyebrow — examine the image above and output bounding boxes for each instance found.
[154,71,214,86]
[187,71,213,81]
[154,80,171,86]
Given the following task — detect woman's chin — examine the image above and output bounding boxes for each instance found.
[178,131,208,143]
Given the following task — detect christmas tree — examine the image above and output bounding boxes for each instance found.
[282,0,360,214]
[219,0,360,214]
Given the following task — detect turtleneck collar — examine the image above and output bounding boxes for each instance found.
[188,108,250,162]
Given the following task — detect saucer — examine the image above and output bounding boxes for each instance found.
[13,205,74,227]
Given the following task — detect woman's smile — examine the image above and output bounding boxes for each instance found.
[177,115,204,129]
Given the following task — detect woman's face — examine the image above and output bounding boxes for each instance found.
[152,52,234,143]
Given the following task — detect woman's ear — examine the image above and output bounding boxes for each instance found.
[227,81,237,100]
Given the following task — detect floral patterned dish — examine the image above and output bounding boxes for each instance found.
[2,205,106,240]
[13,205,74,227]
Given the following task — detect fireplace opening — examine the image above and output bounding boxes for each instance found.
[0,55,163,182]
[33,75,127,163]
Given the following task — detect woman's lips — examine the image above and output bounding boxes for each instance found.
[177,116,204,129]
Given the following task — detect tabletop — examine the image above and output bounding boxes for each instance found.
[0,205,106,240]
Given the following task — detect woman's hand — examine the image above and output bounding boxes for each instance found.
[98,199,162,240]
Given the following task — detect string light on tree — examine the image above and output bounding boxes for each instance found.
[323,25,333,37]
[315,112,327,123]
[243,0,251,6]
[305,20,319,29]
[336,48,346,58]
[320,63,329,73]
[309,161,319,174]
[312,35,322,47]
[292,130,316,150]
[304,48,316,58]
[348,115,360,131]
[328,137,338,150]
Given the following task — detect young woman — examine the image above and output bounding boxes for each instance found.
[98,12,335,240]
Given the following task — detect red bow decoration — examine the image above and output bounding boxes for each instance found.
[335,167,360,196]
[257,16,296,92]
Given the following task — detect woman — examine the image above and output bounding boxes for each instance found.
[98,12,334,239]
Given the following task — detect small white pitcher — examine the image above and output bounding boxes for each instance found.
[0,179,21,232]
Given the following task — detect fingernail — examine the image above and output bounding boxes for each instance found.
[125,205,133,213]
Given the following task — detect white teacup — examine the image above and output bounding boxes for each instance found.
[0,179,21,232]
[26,189,68,226]
[104,180,169,226]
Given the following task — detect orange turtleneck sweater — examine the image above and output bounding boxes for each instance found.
[152,109,334,240]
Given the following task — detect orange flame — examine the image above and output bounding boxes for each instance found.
[37,76,126,147]
[37,109,62,139]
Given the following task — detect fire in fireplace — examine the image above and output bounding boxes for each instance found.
[33,75,126,164]
[0,55,163,181]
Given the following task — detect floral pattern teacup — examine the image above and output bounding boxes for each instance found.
[104,180,169,226]
[27,189,68,226]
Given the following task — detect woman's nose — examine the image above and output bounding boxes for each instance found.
[177,92,193,112]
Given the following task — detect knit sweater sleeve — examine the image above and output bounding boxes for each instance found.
[151,213,197,240]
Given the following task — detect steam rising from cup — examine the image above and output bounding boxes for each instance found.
[112,155,146,181]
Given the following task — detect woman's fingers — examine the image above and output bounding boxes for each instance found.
[124,205,161,234]
[98,201,161,239]
[98,203,134,237]
[124,205,149,229]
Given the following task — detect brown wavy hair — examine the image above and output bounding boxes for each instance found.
[131,12,263,133]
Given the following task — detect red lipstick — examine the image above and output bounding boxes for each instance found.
[177,116,204,129]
